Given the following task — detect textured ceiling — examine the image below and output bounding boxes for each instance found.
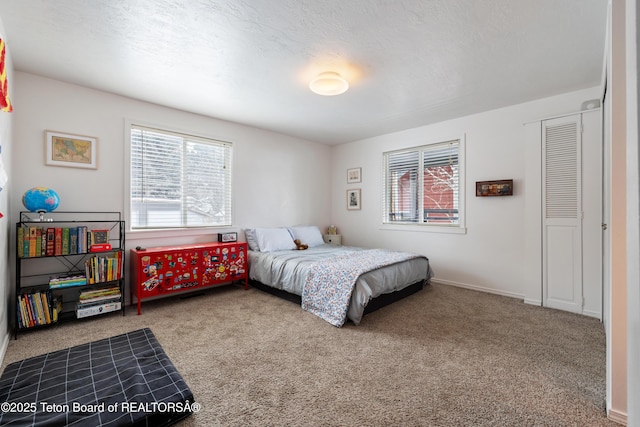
[0,0,608,145]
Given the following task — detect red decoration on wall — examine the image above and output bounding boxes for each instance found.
[0,38,13,112]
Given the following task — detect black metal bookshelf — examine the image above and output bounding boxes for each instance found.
[14,211,125,339]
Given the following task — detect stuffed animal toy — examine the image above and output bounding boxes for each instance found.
[294,239,308,250]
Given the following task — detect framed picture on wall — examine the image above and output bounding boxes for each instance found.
[475,179,513,196]
[347,167,361,183]
[45,130,98,169]
[347,189,361,210]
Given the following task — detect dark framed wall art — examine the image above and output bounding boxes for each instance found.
[476,179,513,197]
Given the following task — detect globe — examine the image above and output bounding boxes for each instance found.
[22,187,60,213]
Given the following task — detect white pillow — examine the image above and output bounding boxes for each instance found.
[254,227,296,252]
[244,229,260,251]
[288,226,325,247]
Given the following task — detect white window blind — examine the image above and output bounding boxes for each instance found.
[383,140,460,225]
[130,125,232,229]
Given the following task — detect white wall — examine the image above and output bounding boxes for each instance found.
[0,17,14,363]
[10,72,331,298]
[330,87,600,300]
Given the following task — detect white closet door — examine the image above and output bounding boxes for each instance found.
[542,114,583,313]
[580,109,602,319]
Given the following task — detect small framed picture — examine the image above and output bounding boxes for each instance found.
[347,189,361,210]
[475,179,514,196]
[45,130,98,169]
[347,167,361,183]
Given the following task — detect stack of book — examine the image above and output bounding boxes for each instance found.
[76,286,122,319]
[17,291,54,329]
[49,274,87,289]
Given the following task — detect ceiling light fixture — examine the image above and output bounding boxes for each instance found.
[309,72,349,96]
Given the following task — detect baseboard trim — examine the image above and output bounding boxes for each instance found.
[608,408,627,425]
[431,278,525,301]
[582,309,602,320]
[432,280,603,320]
[524,298,542,306]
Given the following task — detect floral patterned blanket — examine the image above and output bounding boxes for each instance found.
[301,249,426,326]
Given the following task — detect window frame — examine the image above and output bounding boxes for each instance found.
[381,135,466,235]
[124,119,234,235]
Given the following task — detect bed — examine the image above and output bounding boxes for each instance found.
[246,226,433,326]
[0,328,194,427]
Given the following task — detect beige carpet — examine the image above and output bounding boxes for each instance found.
[2,283,617,426]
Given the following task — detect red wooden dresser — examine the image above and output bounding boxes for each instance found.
[130,242,248,314]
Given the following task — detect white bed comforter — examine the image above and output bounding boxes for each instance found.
[248,244,433,324]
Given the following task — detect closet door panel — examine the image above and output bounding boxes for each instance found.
[542,114,583,314]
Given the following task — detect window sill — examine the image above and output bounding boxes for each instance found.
[379,223,467,235]
[127,226,234,241]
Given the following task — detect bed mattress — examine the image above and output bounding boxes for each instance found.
[0,328,194,427]
[249,244,433,324]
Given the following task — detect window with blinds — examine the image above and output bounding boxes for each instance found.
[130,125,233,229]
[383,140,460,225]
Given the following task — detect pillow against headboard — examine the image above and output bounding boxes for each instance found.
[254,227,296,252]
[288,226,325,247]
[245,229,260,251]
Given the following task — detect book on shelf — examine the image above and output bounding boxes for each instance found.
[34,292,44,325]
[32,293,43,326]
[76,296,121,309]
[17,291,54,329]
[46,228,55,256]
[54,228,62,256]
[24,295,34,327]
[19,303,27,329]
[36,227,47,256]
[40,292,51,324]
[61,228,70,255]
[17,295,29,328]
[16,300,23,329]
[27,294,37,326]
[77,226,88,254]
[69,227,78,254]
[79,286,121,305]
[17,226,24,258]
[29,227,37,257]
